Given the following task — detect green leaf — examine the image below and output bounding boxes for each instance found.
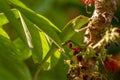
[18,13,44,63]
[0,35,32,80]
[0,65,18,80]
[51,49,61,69]
[42,49,61,71]
[3,23,19,41]
[41,44,59,70]
[0,27,9,39]
[0,0,62,66]
[0,12,8,26]
[18,12,33,49]
[0,35,21,59]
[70,29,86,45]
[60,15,88,42]
[0,9,19,26]
[13,38,32,60]
[40,32,50,60]
[9,0,62,48]
[39,16,88,70]
[0,32,30,60]
[0,0,27,43]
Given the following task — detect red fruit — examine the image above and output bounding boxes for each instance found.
[115,29,120,33]
[73,50,79,55]
[72,46,79,55]
[104,58,119,73]
[72,46,79,51]
[67,42,72,49]
[77,55,82,61]
[80,0,94,5]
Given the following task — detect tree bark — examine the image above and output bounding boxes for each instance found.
[85,0,119,45]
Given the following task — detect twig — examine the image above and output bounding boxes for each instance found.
[33,66,42,80]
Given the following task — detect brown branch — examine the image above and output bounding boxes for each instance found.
[85,0,119,45]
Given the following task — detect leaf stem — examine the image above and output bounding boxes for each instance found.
[33,66,42,80]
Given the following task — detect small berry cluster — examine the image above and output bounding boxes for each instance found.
[67,42,80,55]
[65,27,120,79]
[66,42,104,80]
[67,42,82,61]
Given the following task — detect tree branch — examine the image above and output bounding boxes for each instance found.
[85,0,119,45]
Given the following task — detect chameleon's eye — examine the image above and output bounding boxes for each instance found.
[80,0,94,5]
